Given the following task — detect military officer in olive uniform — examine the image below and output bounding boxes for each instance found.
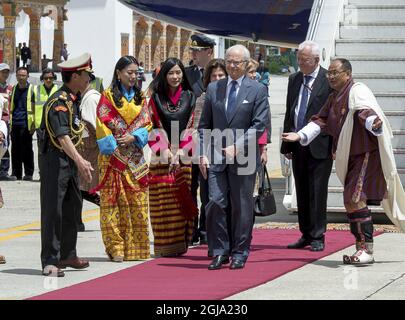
[39,53,94,277]
[185,34,216,245]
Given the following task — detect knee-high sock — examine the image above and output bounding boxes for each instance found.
[347,207,373,243]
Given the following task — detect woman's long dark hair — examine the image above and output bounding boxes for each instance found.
[110,55,143,107]
[203,58,227,88]
[148,57,193,97]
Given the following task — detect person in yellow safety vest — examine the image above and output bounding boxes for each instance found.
[34,69,59,180]
[9,66,35,181]
[34,68,59,129]
[90,76,104,93]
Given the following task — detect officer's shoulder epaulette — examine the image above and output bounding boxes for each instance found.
[58,91,68,101]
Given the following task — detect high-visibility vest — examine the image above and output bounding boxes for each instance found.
[33,84,58,128]
[10,84,34,130]
[90,77,104,93]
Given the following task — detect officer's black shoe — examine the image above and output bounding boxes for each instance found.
[22,175,33,181]
[77,223,86,232]
[0,175,17,181]
[287,237,311,249]
[208,255,229,270]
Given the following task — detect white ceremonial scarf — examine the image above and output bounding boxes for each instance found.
[80,89,101,137]
[335,82,405,232]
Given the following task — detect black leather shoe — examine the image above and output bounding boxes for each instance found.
[0,175,17,181]
[310,241,325,252]
[23,175,33,181]
[77,223,86,232]
[208,255,229,270]
[230,259,245,270]
[287,237,311,249]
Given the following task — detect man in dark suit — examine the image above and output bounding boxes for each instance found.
[199,45,269,270]
[21,43,31,69]
[185,34,216,245]
[280,40,333,251]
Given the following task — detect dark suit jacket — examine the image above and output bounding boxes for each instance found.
[198,77,269,174]
[185,66,204,98]
[280,66,332,159]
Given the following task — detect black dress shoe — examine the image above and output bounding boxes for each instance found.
[287,237,311,249]
[0,175,17,181]
[23,175,33,181]
[310,241,325,252]
[208,255,229,270]
[230,259,245,270]
[77,223,86,232]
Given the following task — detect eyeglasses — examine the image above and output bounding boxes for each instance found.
[225,60,246,66]
[326,70,346,78]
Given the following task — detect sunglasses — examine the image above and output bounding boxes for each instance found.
[43,77,54,80]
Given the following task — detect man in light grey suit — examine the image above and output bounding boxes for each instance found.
[198,45,269,270]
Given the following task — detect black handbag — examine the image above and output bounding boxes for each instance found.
[254,165,277,216]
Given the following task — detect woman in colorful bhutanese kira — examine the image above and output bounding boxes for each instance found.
[94,56,151,262]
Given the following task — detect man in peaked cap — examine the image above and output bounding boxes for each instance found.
[186,34,216,98]
[185,34,216,246]
[39,53,94,277]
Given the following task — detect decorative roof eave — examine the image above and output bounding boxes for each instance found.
[8,0,69,6]
[0,0,69,17]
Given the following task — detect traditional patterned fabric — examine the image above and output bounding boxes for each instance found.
[95,88,152,260]
[93,89,152,195]
[78,121,99,191]
[99,156,150,260]
[344,150,385,212]
[149,163,194,257]
[78,89,100,191]
[148,88,196,257]
[311,81,387,213]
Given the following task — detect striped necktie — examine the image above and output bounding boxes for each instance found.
[296,75,312,131]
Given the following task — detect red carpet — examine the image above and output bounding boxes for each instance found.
[31,229,362,300]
